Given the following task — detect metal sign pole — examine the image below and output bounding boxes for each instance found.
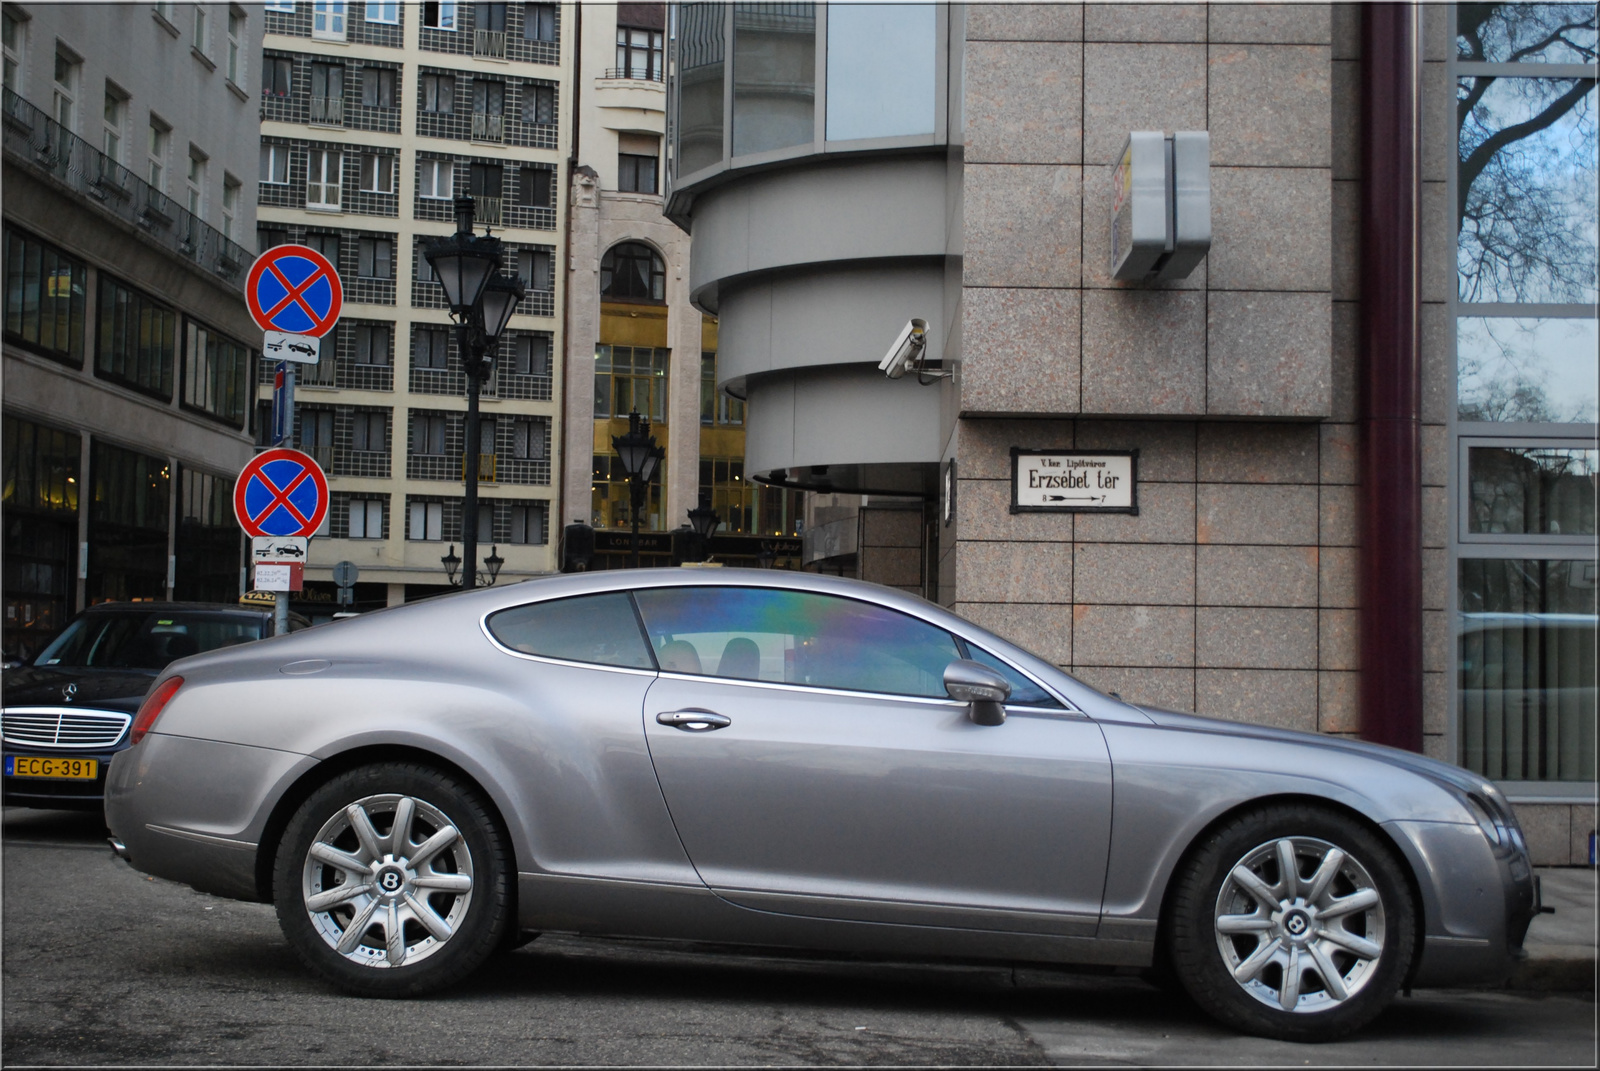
[275,365,296,637]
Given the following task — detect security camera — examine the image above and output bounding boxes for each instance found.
[878,318,929,380]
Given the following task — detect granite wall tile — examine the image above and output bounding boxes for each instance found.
[1207,291,1333,418]
[1197,544,1320,607]
[1421,181,1452,303]
[1571,806,1596,867]
[955,479,1074,542]
[1197,483,1319,545]
[1075,480,1196,544]
[860,545,922,588]
[1422,0,1450,61]
[966,2,1084,42]
[1330,4,1360,61]
[1331,59,1361,180]
[1331,300,1360,422]
[962,288,1082,413]
[1319,669,1360,731]
[1196,669,1319,731]
[1209,44,1331,167]
[958,418,1077,479]
[1197,606,1319,668]
[965,164,1083,288]
[1072,603,1195,666]
[1319,607,1360,669]
[1075,543,1195,605]
[966,42,1084,164]
[1319,484,1359,546]
[1208,4,1331,44]
[1197,422,1319,484]
[1083,3,1207,42]
[1516,804,1572,867]
[1083,43,1206,164]
[1320,422,1359,485]
[1423,547,1448,611]
[1421,423,1449,487]
[1319,545,1359,607]
[956,539,1074,604]
[1422,60,1453,183]
[958,600,1074,664]
[1423,485,1449,548]
[1331,179,1360,300]
[1421,302,1452,424]
[1423,734,1449,762]
[1423,608,1449,674]
[1209,167,1332,291]
[1423,670,1447,734]
[1075,419,1198,482]
[1071,666,1194,710]
[1082,290,1207,413]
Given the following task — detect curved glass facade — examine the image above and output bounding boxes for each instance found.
[668,2,944,191]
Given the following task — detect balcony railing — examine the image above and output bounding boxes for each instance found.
[1,88,252,284]
[310,94,345,125]
[299,357,337,387]
[471,112,504,142]
[462,453,497,481]
[303,444,335,471]
[474,29,507,59]
[602,68,664,82]
[471,195,502,226]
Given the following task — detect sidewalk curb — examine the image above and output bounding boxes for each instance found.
[1507,954,1597,994]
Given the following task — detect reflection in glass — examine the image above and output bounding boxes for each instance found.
[731,2,815,158]
[1457,76,1597,303]
[1457,317,1598,422]
[676,2,726,176]
[1468,447,1598,535]
[1457,2,1597,65]
[826,4,936,142]
[1459,559,1597,781]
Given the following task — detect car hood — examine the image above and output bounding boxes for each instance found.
[2,666,156,713]
[1132,704,1489,797]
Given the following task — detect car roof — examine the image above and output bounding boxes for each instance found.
[81,602,271,616]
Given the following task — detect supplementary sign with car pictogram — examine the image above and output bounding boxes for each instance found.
[234,448,330,538]
[245,244,343,338]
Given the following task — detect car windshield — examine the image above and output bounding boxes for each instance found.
[32,611,265,670]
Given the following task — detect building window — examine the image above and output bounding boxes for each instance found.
[257,226,289,251]
[357,237,393,279]
[265,0,295,11]
[347,497,384,538]
[311,62,345,124]
[299,407,335,468]
[313,0,347,40]
[600,241,665,302]
[154,1,177,23]
[411,412,448,455]
[186,151,205,218]
[183,322,250,425]
[523,83,554,124]
[516,249,553,292]
[226,9,243,83]
[102,85,125,163]
[517,165,552,207]
[730,1,815,157]
[701,352,743,426]
[365,2,399,24]
[262,55,292,98]
[221,177,240,242]
[259,143,290,184]
[473,79,505,141]
[354,322,391,365]
[96,275,175,398]
[52,49,78,131]
[512,417,545,459]
[593,345,669,422]
[306,149,342,209]
[408,499,444,540]
[362,66,396,108]
[616,25,663,80]
[512,332,549,375]
[523,2,554,42]
[2,10,23,94]
[509,503,546,544]
[421,73,454,113]
[414,326,450,369]
[192,3,208,54]
[147,116,169,191]
[418,158,453,199]
[422,1,456,30]
[359,152,395,192]
[304,230,340,266]
[469,162,502,199]
[618,152,658,194]
[3,227,87,365]
[351,411,387,452]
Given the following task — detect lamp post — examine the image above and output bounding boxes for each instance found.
[687,505,719,563]
[423,197,525,590]
[611,409,664,568]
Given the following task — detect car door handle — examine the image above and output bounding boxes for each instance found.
[656,709,732,732]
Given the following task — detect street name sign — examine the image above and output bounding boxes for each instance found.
[245,244,343,337]
[1011,449,1139,514]
[234,448,330,538]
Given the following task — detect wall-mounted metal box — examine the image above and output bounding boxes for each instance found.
[1109,131,1211,283]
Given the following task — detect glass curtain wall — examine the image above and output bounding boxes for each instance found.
[1451,3,1598,791]
[1,415,80,660]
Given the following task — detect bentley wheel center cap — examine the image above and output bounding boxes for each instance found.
[374,862,408,897]
[1281,906,1313,942]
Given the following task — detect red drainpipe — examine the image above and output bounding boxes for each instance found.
[1359,3,1425,752]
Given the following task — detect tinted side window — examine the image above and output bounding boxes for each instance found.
[487,592,654,669]
[961,643,1064,708]
[633,587,962,698]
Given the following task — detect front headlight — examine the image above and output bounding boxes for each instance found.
[1463,792,1503,848]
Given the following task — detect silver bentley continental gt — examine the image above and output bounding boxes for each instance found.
[105,570,1541,1041]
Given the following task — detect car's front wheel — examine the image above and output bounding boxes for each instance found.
[273,763,511,997]
[1168,804,1416,1041]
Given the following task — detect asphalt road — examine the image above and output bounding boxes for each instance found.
[3,807,1595,1067]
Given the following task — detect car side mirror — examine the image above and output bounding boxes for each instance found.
[943,659,1011,726]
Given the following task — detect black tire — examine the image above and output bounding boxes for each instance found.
[273,763,512,997]
[1167,803,1416,1042]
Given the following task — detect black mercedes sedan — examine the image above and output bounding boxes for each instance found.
[3,602,304,809]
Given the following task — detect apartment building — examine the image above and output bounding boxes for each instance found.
[2,2,263,659]
[257,0,568,610]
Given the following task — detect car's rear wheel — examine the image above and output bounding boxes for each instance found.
[1168,804,1415,1042]
[273,763,511,997]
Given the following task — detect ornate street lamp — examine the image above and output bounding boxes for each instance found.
[423,197,525,590]
[687,505,719,563]
[611,409,664,568]
[483,545,505,586]
[440,544,462,585]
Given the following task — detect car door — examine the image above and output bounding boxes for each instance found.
[636,585,1113,936]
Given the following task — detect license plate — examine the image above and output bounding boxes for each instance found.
[4,755,99,780]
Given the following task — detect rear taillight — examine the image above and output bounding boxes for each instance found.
[130,676,184,745]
